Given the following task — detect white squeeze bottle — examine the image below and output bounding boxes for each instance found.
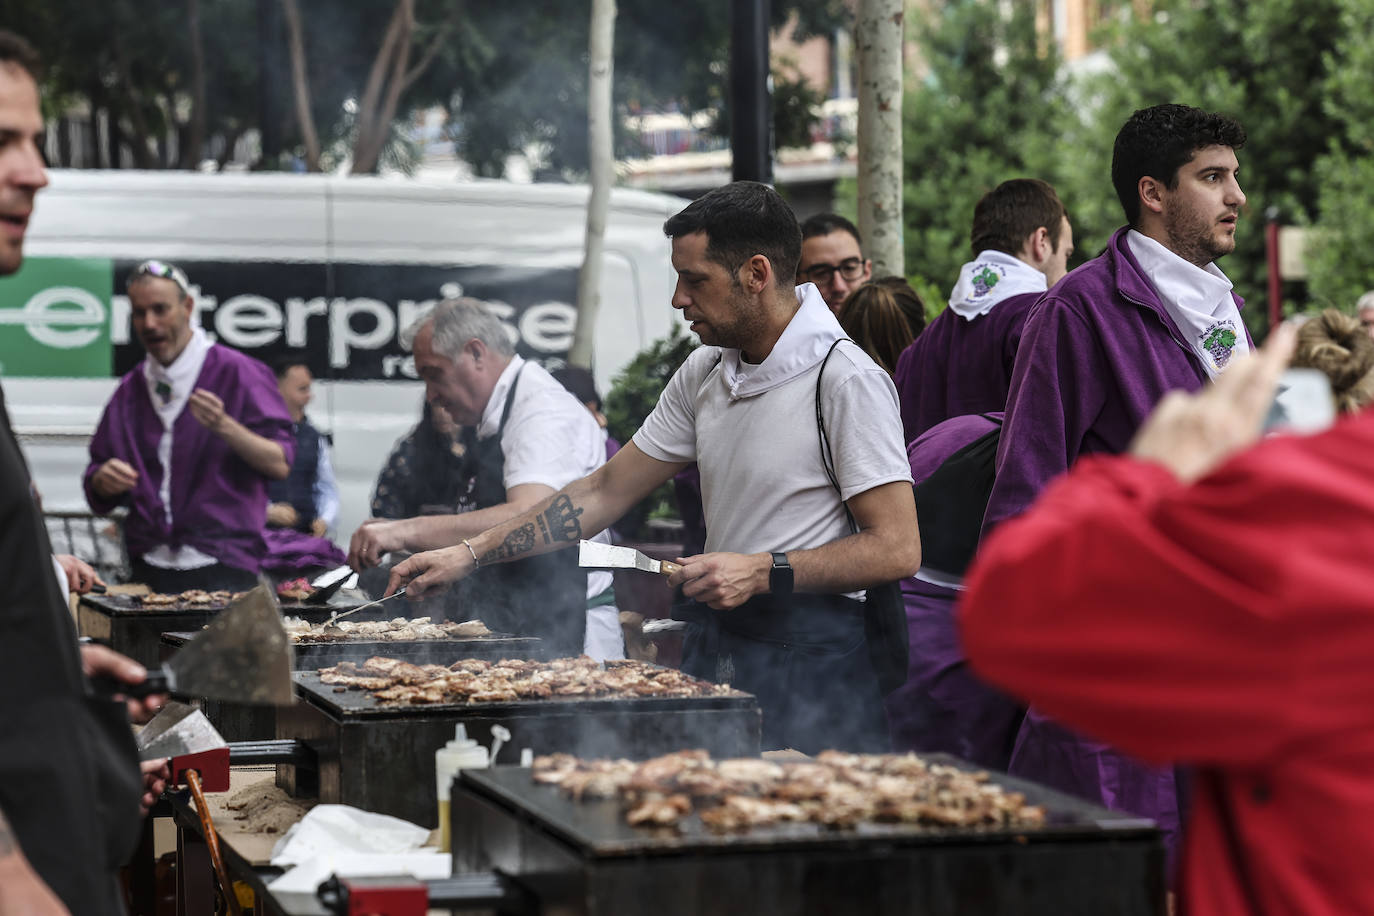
[435,724,488,852]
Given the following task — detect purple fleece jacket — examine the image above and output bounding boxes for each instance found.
[981,226,1249,875]
[84,344,294,574]
[893,292,1040,444]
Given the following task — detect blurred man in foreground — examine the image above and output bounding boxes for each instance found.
[0,31,165,915]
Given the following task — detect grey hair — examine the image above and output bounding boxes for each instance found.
[401,297,516,359]
[1357,290,1374,313]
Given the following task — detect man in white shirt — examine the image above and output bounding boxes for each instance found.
[349,299,618,657]
[386,183,920,752]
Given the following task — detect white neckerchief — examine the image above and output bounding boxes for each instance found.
[720,284,842,400]
[947,250,1048,320]
[143,326,212,430]
[141,326,217,570]
[1127,230,1249,378]
[476,354,525,441]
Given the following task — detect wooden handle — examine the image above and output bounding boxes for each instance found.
[659,561,682,577]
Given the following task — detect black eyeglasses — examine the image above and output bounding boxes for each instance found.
[801,258,866,284]
[128,260,191,296]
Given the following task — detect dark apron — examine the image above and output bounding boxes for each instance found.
[675,593,889,754]
[0,388,142,915]
[448,367,588,656]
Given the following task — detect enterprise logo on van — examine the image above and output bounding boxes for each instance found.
[0,257,113,377]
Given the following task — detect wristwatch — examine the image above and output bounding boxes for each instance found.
[769,552,793,598]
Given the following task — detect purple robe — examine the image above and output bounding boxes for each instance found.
[893,292,1039,444]
[84,344,294,574]
[885,414,1022,769]
[981,227,1248,874]
[261,527,347,575]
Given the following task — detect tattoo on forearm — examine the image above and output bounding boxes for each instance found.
[0,808,16,858]
[535,494,584,545]
[477,496,585,566]
[479,523,538,565]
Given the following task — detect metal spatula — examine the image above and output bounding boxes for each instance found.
[577,540,682,577]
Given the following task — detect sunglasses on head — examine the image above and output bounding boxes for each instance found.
[128,260,191,296]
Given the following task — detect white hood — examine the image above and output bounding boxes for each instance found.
[947,250,1048,320]
[720,283,844,399]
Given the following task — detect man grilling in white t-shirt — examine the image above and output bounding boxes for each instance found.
[388,182,920,753]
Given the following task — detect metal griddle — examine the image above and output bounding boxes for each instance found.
[77,593,385,669]
[292,670,755,719]
[275,665,762,827]
[161,631,545,668]
[459,758,1156,858]
[450,759,1166,916]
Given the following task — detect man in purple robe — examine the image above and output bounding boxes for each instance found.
[893,179,1072,443]
[84,261,294,591]
[981,103,1251,873]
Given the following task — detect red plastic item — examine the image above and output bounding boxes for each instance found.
[338,876,428,916]
[169,747,231,793]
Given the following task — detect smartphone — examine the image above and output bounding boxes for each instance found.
[1264,368,1336,434]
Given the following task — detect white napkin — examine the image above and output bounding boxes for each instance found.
[271,805,432,866]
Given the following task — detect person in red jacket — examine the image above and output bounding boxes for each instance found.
[962,321,1374,915]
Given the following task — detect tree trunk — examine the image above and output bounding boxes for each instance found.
[280,0,322,171]
[109,31,158,169]
[350,0,413,174]
[183,0,208,169]
[569,0,617,369]
[855,0,904,277]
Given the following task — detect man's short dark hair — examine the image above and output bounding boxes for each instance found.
[0,31,42,81]
[272,350,311,380]
[799,212,863,247]
[970,179,1067,256]
[663,181,802,290]
[1112,103,1247,227]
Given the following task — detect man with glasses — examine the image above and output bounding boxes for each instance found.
[796,213,873,313]
[84,260,294,591]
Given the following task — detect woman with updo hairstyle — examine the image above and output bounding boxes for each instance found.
[837,276,928,375]
[1291,308,1374,414]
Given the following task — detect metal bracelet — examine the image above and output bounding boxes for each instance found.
[462,538,480,568]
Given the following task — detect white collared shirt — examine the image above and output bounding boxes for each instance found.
[141,327,218,570]
[1127,230,1249,378]
[475,354,613,600]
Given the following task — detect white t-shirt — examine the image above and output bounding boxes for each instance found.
[634,286,912,559]
[477,355,613,598]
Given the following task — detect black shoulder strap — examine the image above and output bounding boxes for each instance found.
[815,338,858,534]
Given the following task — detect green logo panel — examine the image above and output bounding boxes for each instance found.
[0,257,114,377]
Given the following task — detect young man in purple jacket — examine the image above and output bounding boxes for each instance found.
[979,103,1250,873]
[84,261,294,591]
[893,178,1072,443]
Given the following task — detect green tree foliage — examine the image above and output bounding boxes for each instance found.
[898,0,1072,302]
[1066,0,1347,331]
[602,325,699,533]
[1306,0,1374,309]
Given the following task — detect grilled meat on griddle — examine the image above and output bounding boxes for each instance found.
[531,750,1048,833]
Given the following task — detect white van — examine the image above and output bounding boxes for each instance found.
[1,170,687,545]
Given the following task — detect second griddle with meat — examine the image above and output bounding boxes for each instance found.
[316,655,742,706]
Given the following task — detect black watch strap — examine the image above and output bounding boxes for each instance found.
[769,551,793,597]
